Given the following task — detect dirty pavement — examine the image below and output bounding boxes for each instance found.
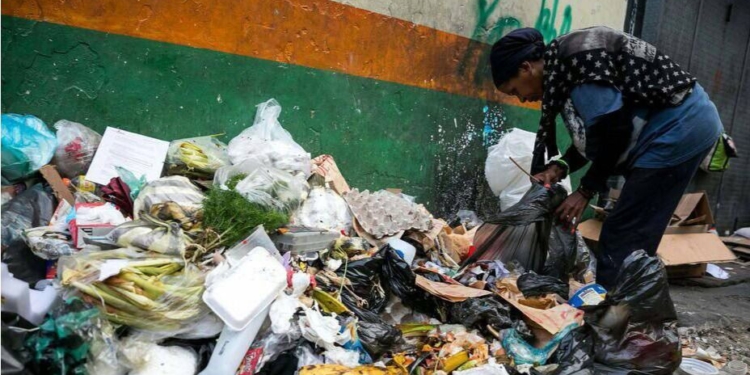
[2,101,749,375]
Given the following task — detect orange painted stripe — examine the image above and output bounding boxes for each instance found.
[2,0,538,109]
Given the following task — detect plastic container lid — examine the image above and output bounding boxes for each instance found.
[679,358,720,375]
[272,227,339,254]
[203,247,287,331]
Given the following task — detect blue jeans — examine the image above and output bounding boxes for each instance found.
[596,148,709,289]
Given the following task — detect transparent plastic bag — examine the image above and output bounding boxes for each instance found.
[167,136,229,179]
[1,114,58,182]
[107,214,193,255]
[227,99,312,177]
[59,247,209,336]
[132,176,205,219]
[52,120,102,178]
[292,186,352,232]
[233,165,310,212]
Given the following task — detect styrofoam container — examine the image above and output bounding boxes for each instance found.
[199,305,270,375]
[203,247,286,331]
[678,358,720,375]
[1,263,59,325]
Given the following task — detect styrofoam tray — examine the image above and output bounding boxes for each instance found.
[203,246,287,331]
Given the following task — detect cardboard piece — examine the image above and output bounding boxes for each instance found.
[39,165,75,205]
[311,155,350,195]
[495,277,583,335]
[671,192,714,226]
[580,220,736,266]
[666,263,707,279]
[415,275,492,302]
[721,236,750,248]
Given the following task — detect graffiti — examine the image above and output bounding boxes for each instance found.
[534,0,573,43]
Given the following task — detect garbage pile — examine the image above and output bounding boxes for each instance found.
[1,100,683,375]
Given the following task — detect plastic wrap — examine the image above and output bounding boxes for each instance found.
[59,248,209,335]
[52,120,102,178]
[293,186,352,233]
[23,226,76,260]
[1,114,57,182]
[167,136,229,178]
[380,246,445,319]
[502,323,579,366]
[227,99,312,177]
[132,176,205,219]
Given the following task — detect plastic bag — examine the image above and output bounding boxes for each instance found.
[336,256,389,322]
[485,129,572,210]
[456,210,483,230]
[1,114,57,182]
[502,323,578,365]
[116,166,147,201]
[448,296,513,336]
[23,227,76,260]
[550,250,680,374]
[517,272,569,299]
[468,184,567,274]
[120,335,198,375]
[101,177,135,218]
[234,165,310,212]
[1,184,56,285]
[132,176,205,219]
[59,248,209,335]
[292,186,352,233]
[167,136,229,178]
[24,297,120,375]
[227,99,312,177]
[107,214,193,255]
[357,320,404,358]
[52,120,102,178]
[380,246,444,319]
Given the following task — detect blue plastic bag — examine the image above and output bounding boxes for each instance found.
[1,114,57,182]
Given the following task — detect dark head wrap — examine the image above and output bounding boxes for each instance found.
[490,28,545,87]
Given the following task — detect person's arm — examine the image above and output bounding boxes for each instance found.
[579,104,633,193]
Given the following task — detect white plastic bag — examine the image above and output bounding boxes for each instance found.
[215,156,309,212]
[292,186,352,233]
[166,136,229,178]
[52,120,102,178]
[227,99,312,177]
[485,128,571,211]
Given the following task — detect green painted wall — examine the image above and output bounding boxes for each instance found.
[1,16,581,217]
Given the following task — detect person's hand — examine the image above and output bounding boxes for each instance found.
[533,164,566,186]
[555,191,591,230]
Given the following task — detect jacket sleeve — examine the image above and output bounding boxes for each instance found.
[579,104,633,192]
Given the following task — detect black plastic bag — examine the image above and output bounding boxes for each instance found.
[2,313,36,375]
[447,296,513,336]
[357,320,404,358]
[379,246,445,320]
[337,256,389,321]
[1,184,55,285]
[548,325,595,375]
[551,250,680,375]
[466,184,566,274]
[258,350,299,375]
[517,272,569,299]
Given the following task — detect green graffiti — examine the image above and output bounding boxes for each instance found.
[535,0,573,43]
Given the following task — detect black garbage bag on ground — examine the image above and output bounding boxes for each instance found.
[357,320,404,358]
[336,256,389,321]
[380,246,446,320]
[550,250,680,375]
[1,184,56,285]
[447,296,513,336]
[517,272,569,299]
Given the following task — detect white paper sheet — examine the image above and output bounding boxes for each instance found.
[86,127,169,185]
[706,263,730,280]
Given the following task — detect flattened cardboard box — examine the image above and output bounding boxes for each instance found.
[579,219,735,266]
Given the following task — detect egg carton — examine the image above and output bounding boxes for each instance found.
[344,189,432,238]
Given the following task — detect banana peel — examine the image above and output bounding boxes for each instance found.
[299,365,406,375]
[312,288,350,314]
[441,351,469,373]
